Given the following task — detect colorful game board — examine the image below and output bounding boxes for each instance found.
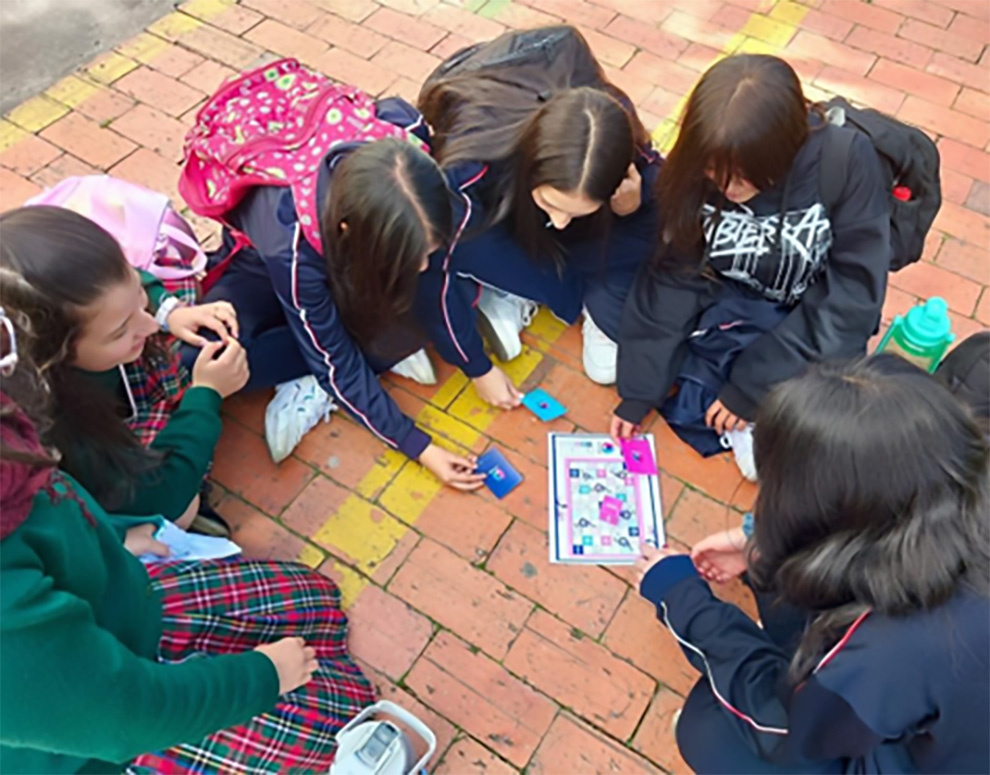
[548,433,664,565]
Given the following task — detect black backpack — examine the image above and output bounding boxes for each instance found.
[935,331,990,423]
[819,96,942,272]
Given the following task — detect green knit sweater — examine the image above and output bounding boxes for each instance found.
[0,473,279,773]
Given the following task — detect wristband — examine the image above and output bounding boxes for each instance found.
[741,512,755,539]
[155,296,182,332]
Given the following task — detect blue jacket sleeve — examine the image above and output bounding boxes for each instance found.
[640,558,884,767]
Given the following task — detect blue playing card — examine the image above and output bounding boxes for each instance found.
[475,447,523,499]
[522,388,567,421]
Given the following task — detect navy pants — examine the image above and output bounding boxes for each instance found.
[676,588,841,775]
[451,198,659,342]
[179,247,420,390]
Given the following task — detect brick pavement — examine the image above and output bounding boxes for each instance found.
[2,0,988,771]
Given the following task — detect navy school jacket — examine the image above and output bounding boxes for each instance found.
[642,557,990,774]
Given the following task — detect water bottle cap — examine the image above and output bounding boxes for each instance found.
[902,297,952,347]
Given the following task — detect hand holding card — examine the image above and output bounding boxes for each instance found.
[475,447,523,498]
[620,438,658,475]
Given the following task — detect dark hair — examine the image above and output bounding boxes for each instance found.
[0,206,160,508]
[749,355,990,682]
[658,54,812,262]
[322,138,453,349]
[420,42,648,262]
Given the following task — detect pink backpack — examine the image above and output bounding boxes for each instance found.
[179,57,427,254]
[26,175,206,301]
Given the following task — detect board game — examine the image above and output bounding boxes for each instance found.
[548,433,664,565]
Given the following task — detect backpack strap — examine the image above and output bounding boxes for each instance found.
[818,124,857,215]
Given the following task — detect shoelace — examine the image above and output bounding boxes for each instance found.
[520,301,538,328]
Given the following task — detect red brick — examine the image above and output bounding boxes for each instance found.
[941,167,976,206]
[39,112,137,169]
[872,0,953,28]
[280,476,375,553]
[244,19,329,66]
[362,7,445,51]
[180,59,238,94]
[666,487,737,547]
[623,52,701,99]
[869,58,959,107]
[241,0,325,28]
[605,64,657,111]
[976,288,990,326]
[487,520,627,636]
[677,41,724,73]
[642,85,683,122]
[180,1,263,35]
[661,11,737,53]
[574,25,636,69]
[487,1,560,29]
[372,40,443,82]
[0,168,42,209]
[819,0,903,34]
[30,153,98,189]
[846,26,932,70]
[541,362,619,432]
[314,47,398,95]
[771,3,853,41]
[632,687,692,774]
[529,0,614,29]
[347,584,434,678]
[431,32,475,60]
[220,386,268,435]
[954,86,989,120]
[935,200,990,246]
[899,18,984,63]
[482,446,549,530]
[935,238,990,285]
[926,52,990,93]
[314,0,379,22]
[815,65,905,114]
[421,4,506,42]
[144,44,206,78]
[939,137,990,182]
[709,2,752,31]
[0,134,61,176]
[508,610,655,738]
[899,95,990,148]
[210,421,315,515]
[370,529,421,585]
[606,14,689,60]
[213,493,309,562]
[112,103,187,161]
[882,285,920,323]
[74,88,135,124]
[389,539,532,658]
[109,147,182,202]
[294,416,402,499]
[177,24,264,69]
[890,259,983,316]
[966,179,990,216]
[652,0,723,20]
[375,0,441,15]
[933,0,990,22]
[435,737,517,775]
[529,714,664,775]
[405,631,557,768]
[415,488,512,562]
[361,661,457,769]
[588,0,674,25]
[603,589,697,695]
[787,29,877,77]
[115,66,204,116]
[303,16,388,59]
[946,12,990,44]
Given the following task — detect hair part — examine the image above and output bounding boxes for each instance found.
[748,355,990,682]
[0,206,160,509]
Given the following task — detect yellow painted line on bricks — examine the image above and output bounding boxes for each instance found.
[115,32,172,65]
[4,95,69,133]
[44,75,101,109]
[0,120,29,152]
[84,52,141,85]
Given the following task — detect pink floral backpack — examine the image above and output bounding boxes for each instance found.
[179,57,427,257]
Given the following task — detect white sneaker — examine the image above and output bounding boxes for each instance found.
[722,425,757,482]
[264,375,335,463]
[581,310,618,385]
[476,287,538,363]
[390,348,437,385]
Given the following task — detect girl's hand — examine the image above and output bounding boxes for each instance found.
[255,637,319,695]
[634,542,679,588]
[473,366,524,410]
[610,413,638,442]
[610,164,642,217]
[691,527,749,583]
[192,339,250,398]
[420,444,487,491]
[167,301,239,346]
[705,399,747,435]
[123,523,170,558]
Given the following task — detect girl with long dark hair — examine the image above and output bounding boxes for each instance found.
[613,54,891,480]
[418,26,663,400]
[0,206,248,531]
[636,355,990,774]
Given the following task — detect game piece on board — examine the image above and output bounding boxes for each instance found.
[475,447,523,498]
[599,495,622,525]
[522,388,567,421]
[620,437,658,474]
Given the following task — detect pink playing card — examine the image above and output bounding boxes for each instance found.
[599,495,622,525]
[620,438,658,475]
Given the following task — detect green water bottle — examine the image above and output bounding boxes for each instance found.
[876,296,955,372]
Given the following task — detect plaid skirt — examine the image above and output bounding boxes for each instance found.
[126,559,375,774]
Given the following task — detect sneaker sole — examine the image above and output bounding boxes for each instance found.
[477,308,520,363]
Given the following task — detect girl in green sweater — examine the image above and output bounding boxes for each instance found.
[0,300,375,773]
[0,205,246,533]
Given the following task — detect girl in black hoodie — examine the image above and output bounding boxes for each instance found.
[612,54,890,480]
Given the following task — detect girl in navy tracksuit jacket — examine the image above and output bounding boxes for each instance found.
[613,54,891,481]
[637,355,990,775]
[180,101,485,490]
[418,26,663,404]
